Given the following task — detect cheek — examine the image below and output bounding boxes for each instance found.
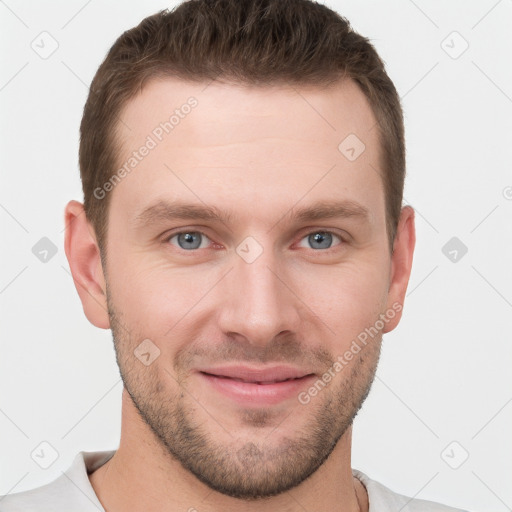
[293,258,390,343]
[109,257,212,341]
[107,236,391,354]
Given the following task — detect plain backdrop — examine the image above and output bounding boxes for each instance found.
[1,1,511,511]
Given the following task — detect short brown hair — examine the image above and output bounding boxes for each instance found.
[79,0,405,257]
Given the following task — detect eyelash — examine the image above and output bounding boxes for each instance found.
[163,229,346,253]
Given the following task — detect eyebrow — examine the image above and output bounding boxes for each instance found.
[132,199,371,229]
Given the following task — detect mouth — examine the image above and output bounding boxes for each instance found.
[200,373,309,385]
[196,365,316,406]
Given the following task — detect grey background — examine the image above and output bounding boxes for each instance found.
[1,1,511,510]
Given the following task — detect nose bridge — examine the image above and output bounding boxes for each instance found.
[217,241,300,345]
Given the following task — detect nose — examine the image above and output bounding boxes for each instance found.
[216,245,302,348]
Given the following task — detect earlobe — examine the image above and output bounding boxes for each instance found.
[383,205,416,334]
[63,200,111,329]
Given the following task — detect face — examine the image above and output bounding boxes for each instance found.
[94,77,407,499]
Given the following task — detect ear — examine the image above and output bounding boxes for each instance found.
[64,200,110,329]
[383,205,416,333]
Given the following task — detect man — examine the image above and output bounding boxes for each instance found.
[1,0,470,510]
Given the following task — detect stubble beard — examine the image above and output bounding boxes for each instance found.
[107,294,381,500]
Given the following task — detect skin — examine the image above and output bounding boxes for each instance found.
[64,77,415,512]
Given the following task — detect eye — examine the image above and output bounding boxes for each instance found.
[297,230,343,250]
[163,229,344,253]
[166,231,212,251]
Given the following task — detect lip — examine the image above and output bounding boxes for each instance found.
[196,365,317,406]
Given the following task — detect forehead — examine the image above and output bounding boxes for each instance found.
[110,77,384,228]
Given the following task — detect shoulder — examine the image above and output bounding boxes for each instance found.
[0,466,102,512]
[0,475,73,512]
[0,450,114,512]
[353,469,471,512]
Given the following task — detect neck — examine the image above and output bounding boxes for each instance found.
[89,390,368,512]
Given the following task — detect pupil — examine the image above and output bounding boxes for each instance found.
[179,232,200,249]
[310,231,331,249]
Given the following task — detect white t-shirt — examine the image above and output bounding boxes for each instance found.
[0,450,469,511]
